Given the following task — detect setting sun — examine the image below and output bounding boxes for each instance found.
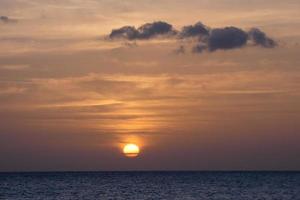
[123,144,140,157]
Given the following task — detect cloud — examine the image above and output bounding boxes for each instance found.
[109,26,139,40]
[183,26,276,53]
[192,26,276,53]
[107,21,276,53]
[207,27,249,51]
[180,22,210,38]
[248,28,276,48]
[137,21,176,39]
[0,16,17,23]
[0,16,9,23]
[0,64,30,70]
[109,21,176,40]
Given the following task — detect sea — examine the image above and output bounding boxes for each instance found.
[0,171,299,200]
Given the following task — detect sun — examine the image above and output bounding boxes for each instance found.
[123,144,140,157]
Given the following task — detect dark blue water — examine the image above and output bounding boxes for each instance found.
[0,172,299,200]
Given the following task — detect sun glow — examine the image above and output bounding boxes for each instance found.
[123,144,140,157]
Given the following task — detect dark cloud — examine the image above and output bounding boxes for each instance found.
[180,22,210,38]
[192,27,276,53]
[0,16,9,22]
[207,27,248,51]
[137,21,176,39]
[108,21,277,53]
[248,28,276,48]
[109,21,176,40]
[0,16,17,23]
[109,26,139,40]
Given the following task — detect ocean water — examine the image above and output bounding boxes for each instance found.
[0,172,299,200]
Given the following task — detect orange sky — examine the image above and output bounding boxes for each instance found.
[0,0,299,171]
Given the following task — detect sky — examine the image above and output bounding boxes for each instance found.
[0,0,300,171]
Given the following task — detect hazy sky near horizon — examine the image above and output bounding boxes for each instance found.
[0,0,300,171]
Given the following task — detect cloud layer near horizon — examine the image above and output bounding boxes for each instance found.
[109,21,276,53]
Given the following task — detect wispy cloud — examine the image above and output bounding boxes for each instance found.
[0,64,30,70]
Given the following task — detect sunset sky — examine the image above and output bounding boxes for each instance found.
[0,0,300,171]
